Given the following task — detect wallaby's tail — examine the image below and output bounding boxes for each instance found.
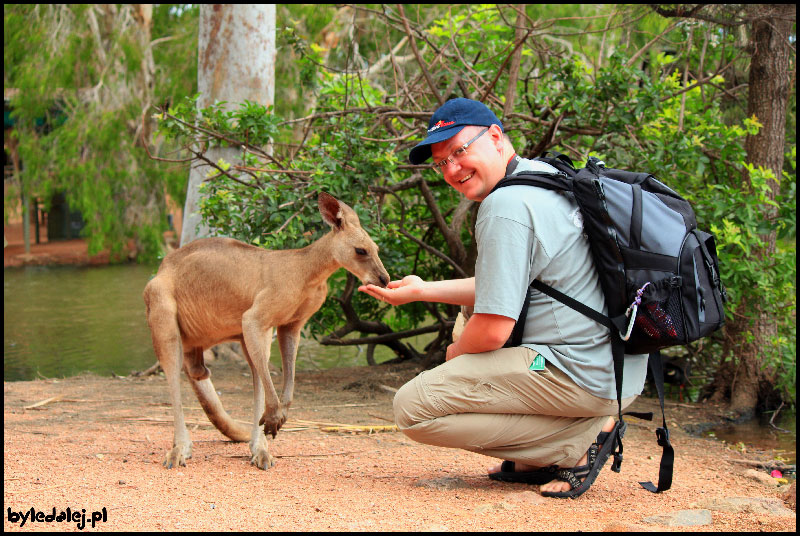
[189,376,250,442]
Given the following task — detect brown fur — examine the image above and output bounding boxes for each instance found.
[143,193,389,469]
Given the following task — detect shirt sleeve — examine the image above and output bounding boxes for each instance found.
[473,214,548,319]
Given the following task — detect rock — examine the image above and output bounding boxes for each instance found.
[506,490,548,505]
[642,509,712,527]
[474,502,513,513]
[695,497,795,517]
[413,476,470,490]
[743,468,781,487]
[782,481,796,511]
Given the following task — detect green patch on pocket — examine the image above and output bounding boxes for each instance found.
[528,354,545,371]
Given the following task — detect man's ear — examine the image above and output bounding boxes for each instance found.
[486,124,503,149]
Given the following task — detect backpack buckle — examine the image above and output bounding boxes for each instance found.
[656,427,671,447]
[612,452,623,472]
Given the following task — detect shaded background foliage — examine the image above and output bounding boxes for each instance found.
[5,4,796,414]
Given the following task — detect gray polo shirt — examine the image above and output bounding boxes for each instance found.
[473,158,647,400]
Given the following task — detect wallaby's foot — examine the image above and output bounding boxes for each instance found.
[249,429,275,469]
[259,406,287,438]
[164,442,192,469]
[250,448,276,470]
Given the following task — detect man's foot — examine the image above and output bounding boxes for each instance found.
[539,416,616,494]
[487,459,561,485]
[488,460,538,475]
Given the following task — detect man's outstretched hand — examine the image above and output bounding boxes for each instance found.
[358,275,425,306]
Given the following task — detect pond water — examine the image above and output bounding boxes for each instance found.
[706,409,797,465]
[4,264,795,465]
[3,264,385,382]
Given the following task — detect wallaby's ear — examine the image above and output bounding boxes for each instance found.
[318,192,344,230]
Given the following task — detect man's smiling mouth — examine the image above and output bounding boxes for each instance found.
[459,172,474,184]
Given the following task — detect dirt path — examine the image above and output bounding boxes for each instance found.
[3,357,795,531]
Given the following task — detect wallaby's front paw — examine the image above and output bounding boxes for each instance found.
[259,407,287,438]
[164,443,192,469]
[250,448,276,470]
[186,363,210,381]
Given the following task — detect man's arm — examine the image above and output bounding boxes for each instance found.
[359,275,475,306]
[446,313,516,360]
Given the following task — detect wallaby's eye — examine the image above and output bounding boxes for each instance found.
[355,247,368,256]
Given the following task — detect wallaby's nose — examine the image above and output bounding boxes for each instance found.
[378,274,389,288]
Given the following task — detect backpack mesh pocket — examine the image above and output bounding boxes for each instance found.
[635,290,685,344]
[626,277,685,352]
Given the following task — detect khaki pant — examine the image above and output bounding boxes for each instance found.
[393,346,636,468]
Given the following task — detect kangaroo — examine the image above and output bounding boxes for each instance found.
[143,193,389,470]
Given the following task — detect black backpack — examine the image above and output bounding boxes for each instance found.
[493,153,727,493]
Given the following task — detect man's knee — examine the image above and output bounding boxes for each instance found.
[393,377,423,431]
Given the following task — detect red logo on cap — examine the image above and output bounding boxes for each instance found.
[428,120,454,133]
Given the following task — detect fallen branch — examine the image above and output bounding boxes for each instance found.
[294,402,382,409]
[729,459,796,471]
[24,396,62,409]
[291,418,399,434]
[131,362,162,377]
[768,401,792,434]
[274,449,373,458]
[123,416,251,426]
[321,424,398,434]
[368,413,395,422]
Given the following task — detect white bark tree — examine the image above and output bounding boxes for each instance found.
[181,4,276,245]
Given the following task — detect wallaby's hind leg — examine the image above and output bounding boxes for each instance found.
[277,322,303,411]
[242,306,283,438]
[240,336,275,470]
[144,284,192,469]
[164,350,193,468]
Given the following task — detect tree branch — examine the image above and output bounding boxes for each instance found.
[321,322,449,346]
[397,4,444,106]
[398,228,469,278]
[482,25,532,103]
[625,19,681,68]
[418,178,467,264]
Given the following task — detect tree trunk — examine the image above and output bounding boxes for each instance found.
[725,4,793,416]
[178,5,276,366]
[181,4,276,245]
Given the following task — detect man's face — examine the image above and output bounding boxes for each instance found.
[430,125,505,201]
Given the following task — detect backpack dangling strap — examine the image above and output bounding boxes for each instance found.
[610,336,626,473]
[639,350,674,493]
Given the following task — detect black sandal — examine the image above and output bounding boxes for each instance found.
[540,420,627,499]
[488,461,560,485]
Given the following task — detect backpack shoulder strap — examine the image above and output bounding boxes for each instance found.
[536,151,577,176]
[490,171,571,196]
[531,280,617,331]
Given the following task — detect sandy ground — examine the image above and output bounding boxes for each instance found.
[3,356,796,532]
[3,222,795,531]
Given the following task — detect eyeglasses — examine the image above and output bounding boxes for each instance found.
[431,127,489,173]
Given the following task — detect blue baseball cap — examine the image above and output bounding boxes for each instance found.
[409,98,503,165]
